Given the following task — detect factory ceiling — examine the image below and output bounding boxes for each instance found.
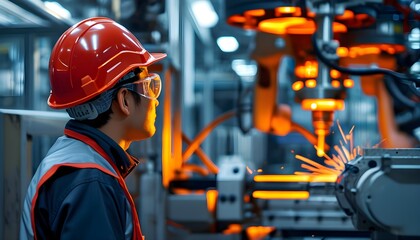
[0,0,254,71]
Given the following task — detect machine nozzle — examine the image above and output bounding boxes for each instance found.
[299,99,344,157]
[312,110,334,157]
[316,130,326,157]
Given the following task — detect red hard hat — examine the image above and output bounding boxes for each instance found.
[48,17,166,109]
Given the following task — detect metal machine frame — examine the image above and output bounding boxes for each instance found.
[0,109,68,240]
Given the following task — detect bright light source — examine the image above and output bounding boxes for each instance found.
[191,0,218,28]
[411,62,420,74]
[231,59,257,78]
[410,1,420,12]
[217,36,239,52]
[409,28,420,50]
[44,1,71,19]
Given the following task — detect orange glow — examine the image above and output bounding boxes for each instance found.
[343,78,354,88]
[286,21,347,34]
[292,81,304,91]
[336,10,354,20]
[162,131,172,187]
[307,11,316,17]
[206,189,218,213]
[340,44,405,59]
[254,174,337,183]
[253,13,347,35]
[356,13,369,21]
[301,99,345,111]
[317,129,326,157]
[332,22,347,33]
[305,79,317,88]
[310,174,337,182]
[257,169,263,173]
[382,44,405,53]
[330,69,341,79]
[162,70,174,187]
[223,224,242,234]
[285,21,316,34]
[259,17,307,34]
[172,189,205,195]
[244,9,266,17]
[253,191,310,200]
[296,154,340,175]
[171,188,190,195]
[336,47,349,57]
[331,80,341,88]
[295,61,318,78]
[227,15,246,25]
[246,226,276,240]
[276,6,297,14]
[349,46,381,58]
[294,120,363,176]
[386,47,396,54]
[275,6,301,16]
[378,44,405,54]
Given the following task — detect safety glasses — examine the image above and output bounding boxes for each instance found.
[117,68,162,100]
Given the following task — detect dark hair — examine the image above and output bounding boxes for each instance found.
[79,89,142,128]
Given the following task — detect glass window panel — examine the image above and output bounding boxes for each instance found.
[0,37,24,108]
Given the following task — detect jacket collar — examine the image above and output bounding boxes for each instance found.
[64,120,140,178]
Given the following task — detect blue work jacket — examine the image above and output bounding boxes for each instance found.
[20,120,143,240]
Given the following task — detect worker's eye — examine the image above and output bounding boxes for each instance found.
[134,73,162,99]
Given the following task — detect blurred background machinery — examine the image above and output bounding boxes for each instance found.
[0,0,419,239]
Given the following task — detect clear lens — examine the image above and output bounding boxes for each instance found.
[135,72,162,99]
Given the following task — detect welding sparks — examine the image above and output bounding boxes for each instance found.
[294,120,362,176]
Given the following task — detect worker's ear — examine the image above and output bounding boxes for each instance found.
[115,88,130,116]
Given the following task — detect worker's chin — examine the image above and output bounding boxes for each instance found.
[142,126,156,139]
[146,128,156,138]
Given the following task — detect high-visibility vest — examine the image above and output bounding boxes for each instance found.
[20,132,143,240]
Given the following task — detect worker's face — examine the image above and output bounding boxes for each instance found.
[118,68,162,141]
[128,93,159,140]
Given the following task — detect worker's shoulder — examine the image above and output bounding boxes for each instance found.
[36,167,126,225]
[40,136,115,174]
[46,135,100,160]
[47,167,118,189]
[38,167,123,208]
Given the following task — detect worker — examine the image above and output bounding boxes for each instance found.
[20,17,166,240]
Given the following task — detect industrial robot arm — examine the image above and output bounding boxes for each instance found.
[335,148,420,238]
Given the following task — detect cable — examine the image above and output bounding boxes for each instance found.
[311,34,420,86]
[384,75,417,109]
[182,133,219,174]
[236,80,254,134]
[182,110,237,163]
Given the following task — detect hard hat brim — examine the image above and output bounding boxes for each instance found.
[149,53,167,65]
